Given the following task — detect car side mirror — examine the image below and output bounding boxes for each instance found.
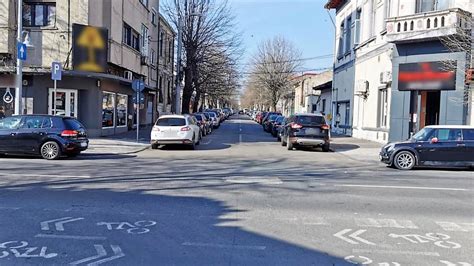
[430,137,439,144]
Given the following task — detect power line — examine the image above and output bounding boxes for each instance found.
[239,66,332,75]
[232,54,334,67]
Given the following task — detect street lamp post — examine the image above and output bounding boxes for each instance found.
[175,15,183,114]
[14,0,23,115]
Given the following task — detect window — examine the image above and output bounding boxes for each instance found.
[322,99,326,114]
[354,9,361,45]
[23,2,56,27]
[167,80,172,103]
[0,117,22,130]
[384,0,391,29]
[156,118,185,126]
[345,16,352,53]
[159,77,164,103]
[370,0,376,37]
[116,94,128,127]
[141,24,149,56]
[159,32,164,57]
[337,21,344,58]
[433,129,462,141]
[416,0,451,13]
[123,23,140,51]
[463,129,474,141]
[139,0,148,8]
[168,39,173,63]
[151,49,156,65]
[312,104,317,113]
[21,116,45,129]
[378,89,388,128]
[102,92,115,128]
[151,9,157,26]
[63,118,84,130]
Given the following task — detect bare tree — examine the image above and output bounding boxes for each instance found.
[439,10,473,105]
[162,0,241,113]
[249,36,301,111]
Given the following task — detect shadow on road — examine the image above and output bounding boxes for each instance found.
[0,184,352,265]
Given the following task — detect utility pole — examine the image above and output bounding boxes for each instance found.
[175,14,183,114]
[14,0,23,115]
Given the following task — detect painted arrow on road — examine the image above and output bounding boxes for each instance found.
[40,217,84,231]
[334,229,375,245]
[70,245,124,265]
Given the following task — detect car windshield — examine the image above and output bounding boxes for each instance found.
[156,118,186,126]
[275,116,284,123]
[269,114,278,121]
[411,127,435,141]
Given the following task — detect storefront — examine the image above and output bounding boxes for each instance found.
[0,71,157,137]
[389,40,469,142]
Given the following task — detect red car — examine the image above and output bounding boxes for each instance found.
[256,111,267,124]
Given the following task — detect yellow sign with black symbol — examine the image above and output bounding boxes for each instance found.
[72,24,108,73]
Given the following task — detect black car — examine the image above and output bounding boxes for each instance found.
[271,116,285,138]
[0,115,88,160]
[380,126,474,170]
[262,112,281,131]
[281,114,330,152]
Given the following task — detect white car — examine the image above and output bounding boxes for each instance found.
[151,115,202,150]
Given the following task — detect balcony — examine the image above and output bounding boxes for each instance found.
[386,8,471,43]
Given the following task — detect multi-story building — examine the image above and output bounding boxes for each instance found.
[157,14,175,115]
[293,71,333,115]
[0,0,175,137]
[325,0,473,142]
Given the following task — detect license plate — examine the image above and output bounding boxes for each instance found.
[80,142,88,147]
[305,128,319,135]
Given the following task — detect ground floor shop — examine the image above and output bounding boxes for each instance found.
[0,72,159,137]
[389,40,471,142]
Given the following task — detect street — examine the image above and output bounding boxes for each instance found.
[0,115,472,265]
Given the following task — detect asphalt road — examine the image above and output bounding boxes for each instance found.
[0,115,472,265]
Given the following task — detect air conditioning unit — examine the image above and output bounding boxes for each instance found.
[140,56,148,65]
[124,71,133,80]
[380,71,392,84]
[355,80,369,93]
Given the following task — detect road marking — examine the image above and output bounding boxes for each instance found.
[353,249,440,257]
[436,222,474,232]
[225,176,283,185]
[0,173,91,178]
[440,260,472,266]
[182,242,266,250]
[97,220,156,234]
[35,234,107,241]
[355,218,418,229]
[388,233,461,249]
[334,184,468,191]
[334,229,375,245]
[70,244,124,265]
[41,217,84,231]
[273,217,329,225]
[0,240,58,259]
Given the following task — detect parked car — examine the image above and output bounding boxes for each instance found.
[380,125,474,170]
[263,114,280,132]
[205,112,220,128]
[271,116,285,138]
[195,113,212,135]
[0,115,88,160]
[262,112,281,130]
[257,112,268,124]
[192,113,210,136]
[280,113,330,152]
[151,115,201,150]
[277,117,288,141]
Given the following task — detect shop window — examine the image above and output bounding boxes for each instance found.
[116,94,128,127]
[23,2,56,27]
[102,92,115,128]
[378,89,388,128]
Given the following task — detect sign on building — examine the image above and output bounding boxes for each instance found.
[398,62,456,91]
[72,24,108,73]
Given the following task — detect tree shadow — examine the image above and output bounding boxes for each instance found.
[0,185,353,265]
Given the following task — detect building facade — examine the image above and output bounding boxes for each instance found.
[157,14,176,115]
[326,0,473,142]
[0,0,175,137]
[293,71,333,115]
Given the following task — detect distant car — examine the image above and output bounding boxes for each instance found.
[192,113,210,136]
[277,117,288,141]
[257,112,267,124]
[280,113,330,152]
[205,112,220,128]
[380,125,474,170]
[263,114,280,132]
[151,115,202,150]
[194,113,212,135]
[262,112,281,130]
[0,115,88,160]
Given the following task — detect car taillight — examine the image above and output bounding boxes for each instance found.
[61,130,78,137]
[290,123,303,129]
[181,126,191,131]
[152,126,160,132]
[321,124,330,130]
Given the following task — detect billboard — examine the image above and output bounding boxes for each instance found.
[398,62,456,91]
[72,24,108,73]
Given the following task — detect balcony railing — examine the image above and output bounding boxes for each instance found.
[386,8,471,43]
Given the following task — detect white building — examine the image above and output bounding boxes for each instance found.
[293,71,333,115]
[326,0,473,142]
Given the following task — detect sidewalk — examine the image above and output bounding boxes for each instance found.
[330,135,384,163]
[84,126,151,155]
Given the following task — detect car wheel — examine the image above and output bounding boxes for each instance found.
[196,133,202,145]
[393,151,416,170]
[286,136,294,151]
[41,141,61,160]
[151,144,159,150]
[322,143,330,152]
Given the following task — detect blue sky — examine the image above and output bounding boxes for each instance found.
[228,0,335,74]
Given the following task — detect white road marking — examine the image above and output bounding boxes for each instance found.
[353,248,440,257]
[436,222,474,232]
[89,245,125,266]
[355,218,418,229]
[334,229,375,245]
[334,184,468,191]
[440,260,472,266]
[182,242,266,250]
[40,217,84,231]
[225,176,282,185]
[35,234,106,240]
[0,173,91,178]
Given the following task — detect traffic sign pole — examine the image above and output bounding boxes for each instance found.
[136,89,139,143]
[51,62,62,116]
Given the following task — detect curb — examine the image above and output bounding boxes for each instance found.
[84,145,151,156]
